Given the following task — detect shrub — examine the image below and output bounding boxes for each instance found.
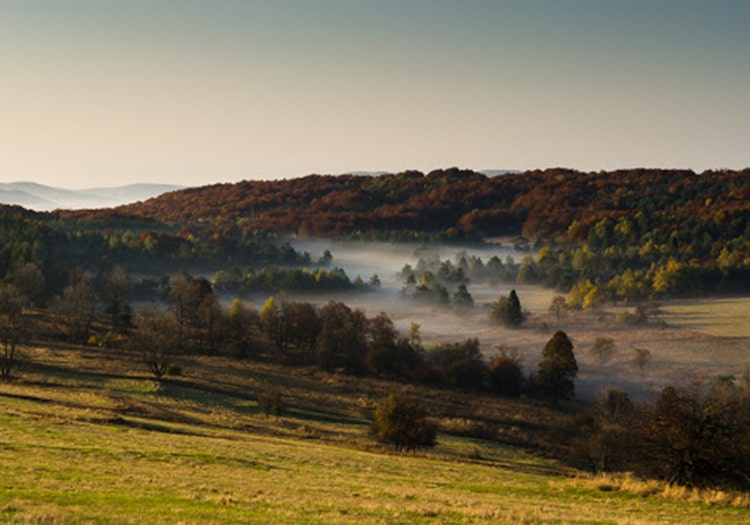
[631,379,750,489]
[372,393,437,452]
[490,289,524,328]
[589,337,616,365]
[258,389,285,416]
[577,388,634,472]
[489,350,524,397]
[427,338,487,391]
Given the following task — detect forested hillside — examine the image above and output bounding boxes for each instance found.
[111,168,749,242]
[107,168,750,297]
[4,168,750,299]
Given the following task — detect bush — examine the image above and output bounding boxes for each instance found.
[575,388,634,473]
[589,337,616,365]
[490,289,525,328]
[489,351,524,397]
[631,379,750,489]
[372,393,437,452]
[427,338,487,391]
[258,389,285,416]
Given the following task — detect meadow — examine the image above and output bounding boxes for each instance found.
[1,340,748,524]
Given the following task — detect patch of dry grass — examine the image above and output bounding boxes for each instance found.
[581,472,750,509]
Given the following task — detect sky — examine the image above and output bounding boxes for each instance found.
[1,0,749,189]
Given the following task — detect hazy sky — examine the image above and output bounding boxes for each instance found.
[1,1,749,188]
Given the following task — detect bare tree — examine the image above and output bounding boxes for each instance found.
[168,273,214,348]
[130,310,179,379]
[548,295,567,324]
[590,337,616,365]
[54,272,98,344]
[196,291,223,353]
[11,260,47,307]
[631,347,652,372]
[0,284,29,380]
[633,378,750,488]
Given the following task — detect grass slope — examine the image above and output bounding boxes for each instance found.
[0,344,747,524]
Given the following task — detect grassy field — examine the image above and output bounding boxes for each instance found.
[658,297,750,337]
[0,343,748,524]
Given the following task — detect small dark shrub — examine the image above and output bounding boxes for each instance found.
[258,389,285,416]
[372,392,437,452]
[489,351,524,397]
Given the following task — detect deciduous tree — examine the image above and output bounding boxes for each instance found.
[489,349,524,397]
[633,379,750,488]
[102,265,132,333]
[11,261,47,307]
[54,272,98,344]
[590,337,616,365]
[315,301,367,372]
[220,298,260,358]
[0,284,29,380]
[130,310,180,379]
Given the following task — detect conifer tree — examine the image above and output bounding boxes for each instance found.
[538,331,578,400]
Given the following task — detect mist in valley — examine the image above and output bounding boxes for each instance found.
[224,239,750,401]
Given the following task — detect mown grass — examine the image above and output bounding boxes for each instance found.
[0,344,747,524]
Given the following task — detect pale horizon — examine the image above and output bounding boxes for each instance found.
[2,1,749,189]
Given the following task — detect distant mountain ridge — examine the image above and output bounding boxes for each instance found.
[0,171,519,211]
[0,182,184,211]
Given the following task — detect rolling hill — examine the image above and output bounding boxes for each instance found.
[0,182,183,211]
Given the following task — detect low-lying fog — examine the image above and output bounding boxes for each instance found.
[284,239,543,340]
[234,239,750,401]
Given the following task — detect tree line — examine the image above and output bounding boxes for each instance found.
[571,378,750,490]
[0,205,313,298]
[0,263,573,402]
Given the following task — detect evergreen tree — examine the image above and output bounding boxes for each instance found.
[490,289,524,328]
[452,284,474,310]
[507,289,523,326]
[537,331,578,400]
